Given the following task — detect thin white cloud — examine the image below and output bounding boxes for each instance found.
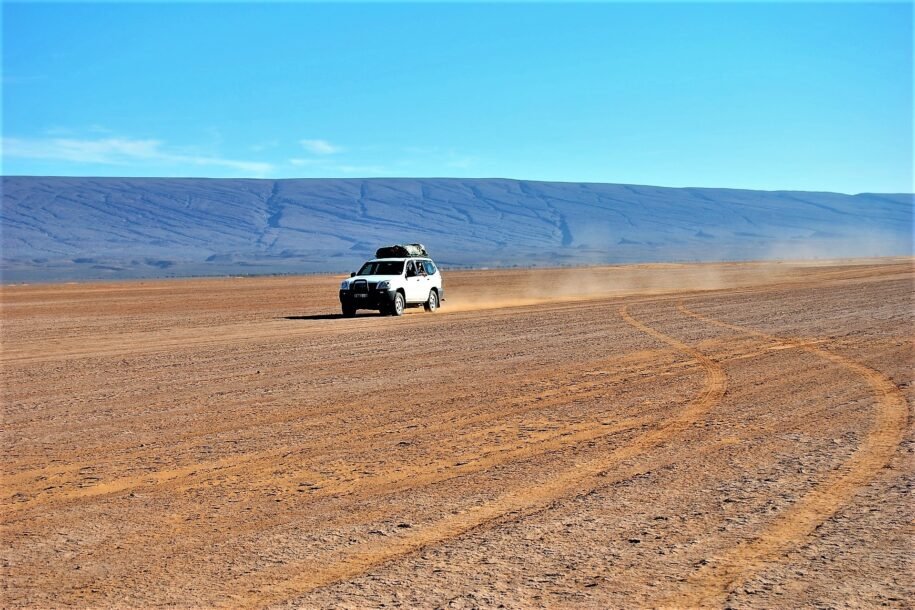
[299,139,343,155]
[2,136,273,176]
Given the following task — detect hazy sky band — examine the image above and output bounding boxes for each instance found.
[3,2,912,193]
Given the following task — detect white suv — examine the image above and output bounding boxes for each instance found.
[339,256,444,317]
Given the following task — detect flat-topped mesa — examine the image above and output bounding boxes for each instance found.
[2,176,911,282]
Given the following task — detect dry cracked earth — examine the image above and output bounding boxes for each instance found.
[2,259,913,608]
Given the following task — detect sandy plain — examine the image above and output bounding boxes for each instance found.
[1,259,913,608]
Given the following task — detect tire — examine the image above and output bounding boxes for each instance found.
[391,292,405,316]
[424,289,439,312]
[342,305,356,318]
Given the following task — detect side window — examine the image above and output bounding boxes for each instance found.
[423,261,437,275]
[406,261,415,276]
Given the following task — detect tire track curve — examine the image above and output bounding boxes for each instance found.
[2,350,691,521]
[225,303,728,608]
[668,301,910,608]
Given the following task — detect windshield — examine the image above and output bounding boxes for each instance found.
[358,260,404,276]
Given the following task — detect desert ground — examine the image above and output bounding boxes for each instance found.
[2,259,913,608]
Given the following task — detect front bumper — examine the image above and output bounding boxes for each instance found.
[340,289,397,310]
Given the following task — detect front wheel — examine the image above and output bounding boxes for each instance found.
[391,292,405,316]
[424,290,439,312]
[342,305,356,318]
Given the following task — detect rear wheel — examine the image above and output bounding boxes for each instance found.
[391,292,405,316]
[424,290,438,312]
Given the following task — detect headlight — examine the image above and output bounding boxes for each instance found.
[340,280,350,289]
[376,280,390,290]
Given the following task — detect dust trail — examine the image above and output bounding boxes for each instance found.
[667,302,910,608]
[442,259,913,313]
[443,265,724,313]
[441,261,817,313]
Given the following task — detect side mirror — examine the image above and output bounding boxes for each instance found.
[350,272,356,277]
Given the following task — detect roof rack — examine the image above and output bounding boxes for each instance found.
[375,243,428,258]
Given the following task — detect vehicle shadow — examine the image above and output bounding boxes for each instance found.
[282,313,386,321]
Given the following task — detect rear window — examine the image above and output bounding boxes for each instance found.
[358,260,404,276]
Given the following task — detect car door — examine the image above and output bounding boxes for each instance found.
[421,260,439,291]
[404,260,426,303]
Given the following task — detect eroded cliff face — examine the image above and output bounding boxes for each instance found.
[2,176,911,281]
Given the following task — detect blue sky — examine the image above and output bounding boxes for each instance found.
[2,2,912,193]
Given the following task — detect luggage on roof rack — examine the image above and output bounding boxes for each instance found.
[375,243,428,258]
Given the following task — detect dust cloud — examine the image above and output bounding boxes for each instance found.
[442,258,909,313]
[444,264,728,312]
[763,230,913,262]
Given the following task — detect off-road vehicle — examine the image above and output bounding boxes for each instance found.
[339,244,444,317]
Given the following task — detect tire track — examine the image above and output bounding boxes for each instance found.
[223,303,727,608]
[2,339,679,472]
[46,415,654,586]
[16,337,814,586]
[2,349,691,520]
[668,302,910,608]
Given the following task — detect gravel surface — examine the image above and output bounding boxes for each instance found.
[2,259,912,608]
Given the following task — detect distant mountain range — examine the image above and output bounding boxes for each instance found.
[1,176,912,281]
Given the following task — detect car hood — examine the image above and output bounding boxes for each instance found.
[346,275,401,284]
